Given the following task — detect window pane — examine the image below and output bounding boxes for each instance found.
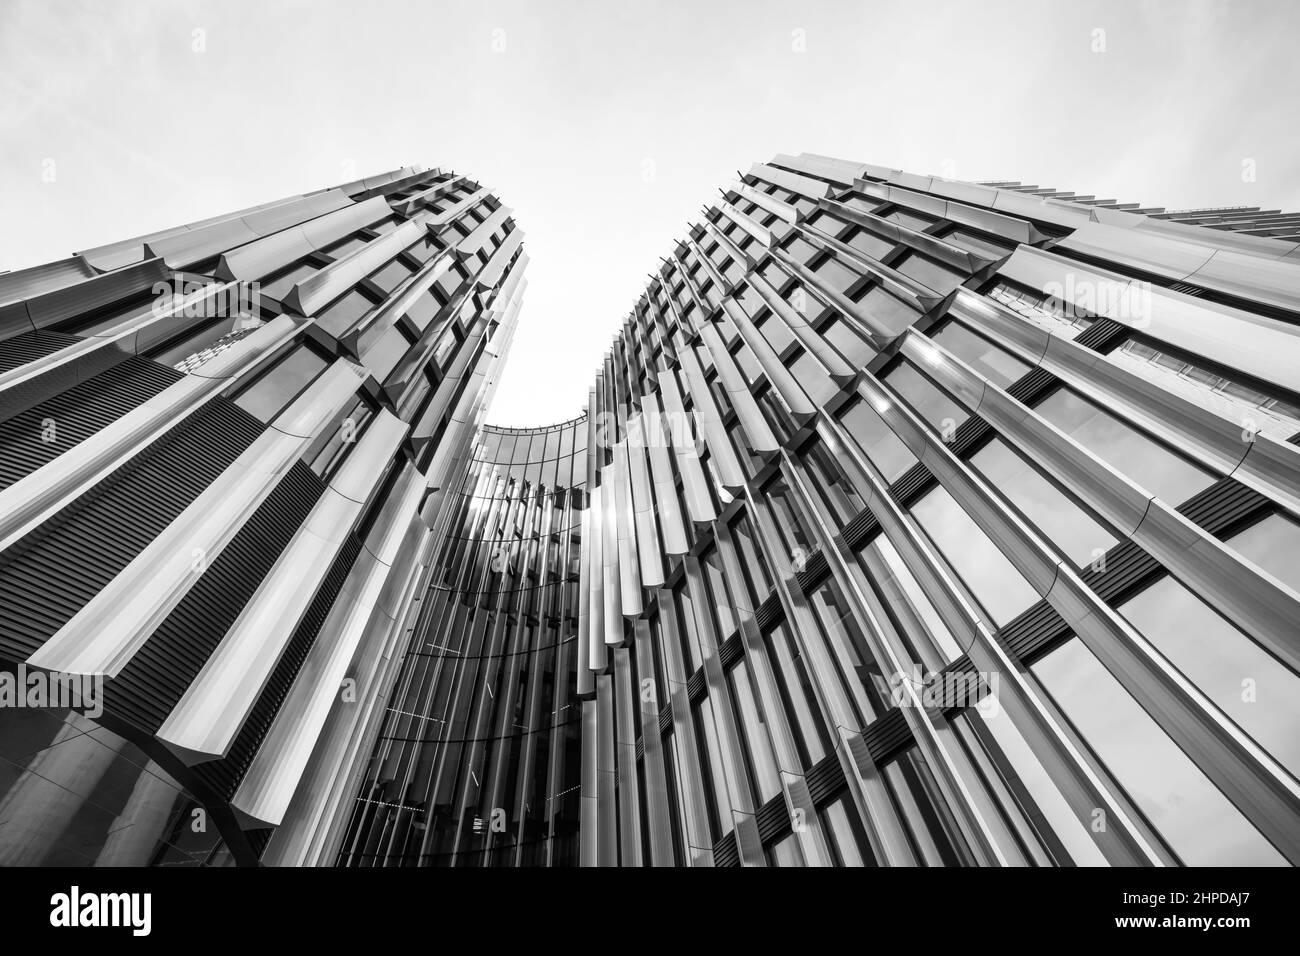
[839,396,917,483]
[1227,512,1300,593]
[763,622,831,766]
[1032,636,1284,865]
[728,659,781,802]
[233,346,330,423]
[766,831,804,866]
[701,548,736,639]
[1109,338,1300,441]
[1118,574,1300,778]
[884,361,970,435]
[909,485,1040,628]
[1033,387,1215,506]
[821,794,874,866]
[968,436,1118,567]
[930,320,1032,388]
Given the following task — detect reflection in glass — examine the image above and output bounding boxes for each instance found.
[909,485,1039,628]
[1032,636,1285,865]
[968,436,1118,567]
[1033,386,1216,506]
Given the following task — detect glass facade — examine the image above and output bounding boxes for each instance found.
[2,153,1298,868]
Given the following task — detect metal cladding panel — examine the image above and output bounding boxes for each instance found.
[0,356,181,490]
[109,461,327,735]
[192,531,364,801]
[4,152,1300,869]
[0,398,263,662]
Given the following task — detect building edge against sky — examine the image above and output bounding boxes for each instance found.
[1,154,1299,866]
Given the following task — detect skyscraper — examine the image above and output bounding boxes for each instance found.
[0,166,526,865]
[2,154,1298,867]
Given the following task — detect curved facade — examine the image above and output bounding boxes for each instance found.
[563,155,1300,867]
[335,418,588,866]
[3,153,1300,867]
[0,165,526,865]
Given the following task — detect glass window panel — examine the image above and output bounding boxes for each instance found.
[701,548,736,639]
[839,396,918,483]
[1118,572,1300,778]
[756,313,796,355]
[930,320,1032,388]
[675,585,704,672]
[821,794,873,866]
[883,361,970,435]
[693,698,732,841]
[846,227,894,260]
[763,621,831,766]
[233,346,330,423]
[859,286,919,335]
[821,316,876,367]
[986,280,1093,339]
[729,513,772,602]
[1033,387,1216,506]
[728,659,781,801]
[813,256,862,296]
[909,485,1040,627]
[971,705,1109,866]
[896,252,964,295]
[1227,512,1300,593]
[859,534,964,663]
[1109,338,1300,441]
[968,437,1118,567]
[1032,636,1285,865]
[766,831,804,866]
[809,578,888,718]
[804,438,865,525]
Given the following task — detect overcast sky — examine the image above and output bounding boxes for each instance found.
[2,0,1297,425]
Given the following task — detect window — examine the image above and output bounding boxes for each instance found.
[803,437,865,525]
[1033,386,1216,506]
[821,794,874,865]
[909,485,1040,628]
[967,436,1118,567]
[858,534,965,663]
[693,698,732,840]
[846,227,894,260]
[729,513,773,603]
[1109,338,1300,441]
[986,280,1093,339]
[809,578,889,720]
[700,548,736,639]
[929,320,1033,388]
[820,316,876,367]
[858,286,919,335]
[896,252,964,295]
[233,345,331,423]
[839,396,917,483]
[1228,512,1300,593]
[883,360,970,436]
[1117,564,1300,779]
[766,832,804,866]
[764,621,831,766]
[728,659,781,801]
[674,584,704,672]
[1031,636,1285,865]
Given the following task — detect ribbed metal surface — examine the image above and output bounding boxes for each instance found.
[0,329,80,374]
[0,356,181,490]
[108,461,326,735]
[193,522,358,801]
[0,399,263,662]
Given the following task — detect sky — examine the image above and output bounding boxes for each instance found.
[2,0,1298,425]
